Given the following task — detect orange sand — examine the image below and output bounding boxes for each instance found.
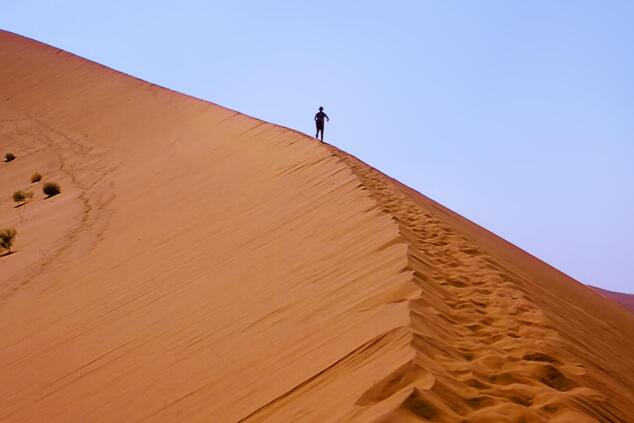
[591,287,634,314]
[1,31,633,422]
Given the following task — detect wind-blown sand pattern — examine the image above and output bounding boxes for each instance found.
[1,31,633,422]
[591,287,634,314]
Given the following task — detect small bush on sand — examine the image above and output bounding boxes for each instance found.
[31,172,42,183]
[13,190,33,204]
[0,228,17,254]
[4,153,16,162]
[43,182,61,197]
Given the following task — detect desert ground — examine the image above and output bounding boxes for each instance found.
[1,30,633,422]
[591,287,634,314]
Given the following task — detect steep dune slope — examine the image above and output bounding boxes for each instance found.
[328,152,634,422]
[591,286,634,313]
[0,31,633,422]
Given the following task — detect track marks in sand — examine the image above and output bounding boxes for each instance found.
[0,115,117,298]
[330,147,623,422]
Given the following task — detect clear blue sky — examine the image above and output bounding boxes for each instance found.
[2,1,632,293]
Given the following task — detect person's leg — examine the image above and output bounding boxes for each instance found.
[320,128,324,141]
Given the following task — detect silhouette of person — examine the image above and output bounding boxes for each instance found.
[314,106,329,142]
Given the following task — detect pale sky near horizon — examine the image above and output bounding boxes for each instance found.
[1,1,632,293]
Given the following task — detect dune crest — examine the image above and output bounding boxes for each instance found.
[1,31,633,422]
[591,286,634,313]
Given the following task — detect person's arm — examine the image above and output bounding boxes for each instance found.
[325,113,330,122]
[315,114,319,122]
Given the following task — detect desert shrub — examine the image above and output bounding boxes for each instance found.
[43,182,61,197]
[4,152,15,162]
[0,228,17,253]
[31,172,42,183]
[13,190,33,204]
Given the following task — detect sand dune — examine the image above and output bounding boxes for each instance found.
[1,30,633,422]
[591,287,634,313]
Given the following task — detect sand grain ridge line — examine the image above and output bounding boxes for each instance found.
[323,145,630,422]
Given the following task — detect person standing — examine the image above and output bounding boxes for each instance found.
[314,106,329,142]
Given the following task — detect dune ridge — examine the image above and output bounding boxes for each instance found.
[591,286,634,313]
[327,151,634,422]
[1,30,633,422]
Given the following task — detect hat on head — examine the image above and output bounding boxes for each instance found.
[319,106,324,111]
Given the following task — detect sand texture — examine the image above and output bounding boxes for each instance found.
[1,31,633,422]
[591,287,634,314]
